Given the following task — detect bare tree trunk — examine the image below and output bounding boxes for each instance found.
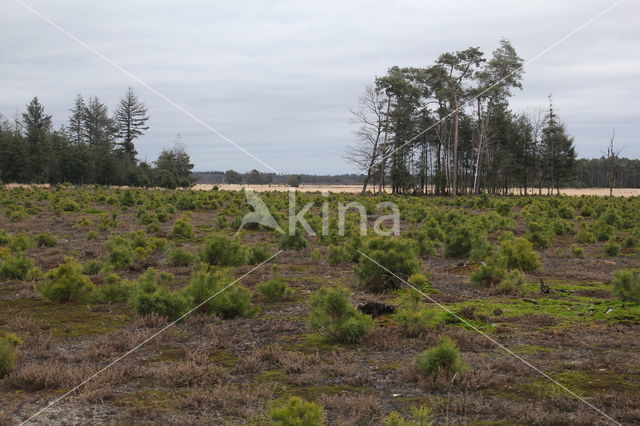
[452,94,459,196]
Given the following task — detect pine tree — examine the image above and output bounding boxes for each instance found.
[114,87,149,160]
[541,96,576,194]
[22,97,52,182]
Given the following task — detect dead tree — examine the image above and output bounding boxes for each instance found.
[602,130,623,197]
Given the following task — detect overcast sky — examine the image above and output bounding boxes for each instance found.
[1,0,638,174]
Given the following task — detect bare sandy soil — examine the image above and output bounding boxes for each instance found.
[193,184,640,197]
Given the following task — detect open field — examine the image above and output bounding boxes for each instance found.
[0,186,639,424]
[193,184,640,197]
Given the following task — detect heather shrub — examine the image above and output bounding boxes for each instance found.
[356,237,420,292]
[267,396,325,426]
[0,254,33,280]
[257,273,293,302]
[168,248,194,267]
[498,237,541,272]
[87,231,100,240]
[308,286,373,343]
[415,337,466,378]
[611,268,640,303]
[182,269,255,318]
[37,258,95,303]
[128,268,188,320]
[35,233,58,248]
[199,235,248,267]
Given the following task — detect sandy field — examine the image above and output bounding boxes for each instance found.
[4,183,639,197]
[192,184,640,197]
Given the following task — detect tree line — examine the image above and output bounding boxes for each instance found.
[0,88,194,188]
[346,39,582,195]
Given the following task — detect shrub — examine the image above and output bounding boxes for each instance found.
[257,274,293,301]
[611,268,640,303]
[495,200,511,216]
[384,406,433,426]
[82,260,103,275]
[278,229,308,251]
[444,225,474,258]
[0,254,33,280]
[170,217,194,239]
[8,233,32,252]
[604,240,621,257]
[128,268,188,320]
[571,245,584,258]
[106,237,135,269]
[87,231,100,240]
[308,286,373,343]
[600,208,622,226]
[525,230,552,250]
[495,270,524,295]
[498,237,541,272]
[37,258,95,303]
[267,397,325,426]
[199,235,248,267]
[576,229,596,244]
[0,337,18,379]
[415,337,466,379]
[557,204,574,219]
[407,273,437,294]
[0,230,9,246]
[35,233,58,247]
[394,292,440,337]
[89,274,133,303]
[469,258,507,287]
[75,217,94,229]
[356,237,420,292]
[168,248,194,267]
[327,245,353,266]
[248,244,271,264]
[182,269,255,318]
[593,222,614,242]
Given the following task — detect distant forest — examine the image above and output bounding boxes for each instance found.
[193,162,640,189]
[1,65,637,192]
[0,89,194,188]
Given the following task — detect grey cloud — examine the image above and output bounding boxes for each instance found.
[1,0,638,174]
